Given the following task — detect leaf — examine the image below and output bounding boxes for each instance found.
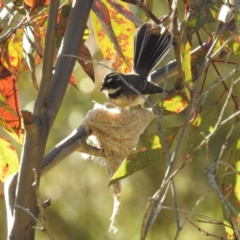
[77,44,95,82]
[1,6,49,78]
[0,181,3,197]
[156,93,188,114]
[1,28,28,77]
[24,0,50,9]
[191,40,212,82]
[0,136,19,182]
[55,2,94,84]
[232,4,240,55]
[224,8,240,56]
[180,21,193,100]
[32,22,44,58]
[219,138,240,239]
[55,0,72,48]
[0,0,4,8]
[23,22,38,89]
[107,0,142,27]
[0,63,23,143]
[22,18,46,89]
[91,0,135,73]
[0,2,18,27]
[69,74,79,91]
[110,128,179,184]
[184,104,218,161]
[186,0,222,40]
[0,93,18,117]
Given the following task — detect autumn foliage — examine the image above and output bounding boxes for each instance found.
[1,1,240,240]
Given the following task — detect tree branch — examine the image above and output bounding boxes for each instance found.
[9,116,49,240]
[46,0,94,128]
[7,1,94,239]
[41,125,105,176]
[34,0,60,116]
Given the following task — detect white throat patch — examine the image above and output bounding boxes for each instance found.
[105,86,122,94]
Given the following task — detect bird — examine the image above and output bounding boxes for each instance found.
[100,22,172,108]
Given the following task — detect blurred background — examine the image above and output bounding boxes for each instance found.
[0,1,239,239]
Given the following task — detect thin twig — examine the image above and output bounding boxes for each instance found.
[188,219,229,240]
[173,188,211,240]
[32,169,54,240]
[34,1,59,115]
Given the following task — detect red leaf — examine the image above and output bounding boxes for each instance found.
[0,63,23,142]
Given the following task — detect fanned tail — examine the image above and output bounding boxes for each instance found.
[133,22,171,78]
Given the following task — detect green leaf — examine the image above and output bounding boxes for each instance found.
[110,128,179,185]
[180,21,193,100]
[190,40,212,81]
[186,0,221,40]
[219,138,240,239]
[184,104,218,159]
[232,4,240,55]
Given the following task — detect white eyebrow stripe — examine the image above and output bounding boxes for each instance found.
[106,78,113,83]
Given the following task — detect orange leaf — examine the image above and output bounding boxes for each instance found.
[24,0,50,9]
[1,7,49,77]
[69,74,79,91]
[0,63,23,142]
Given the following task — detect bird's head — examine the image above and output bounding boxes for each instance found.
[100,72,123,94]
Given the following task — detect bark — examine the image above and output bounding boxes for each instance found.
[6,1,94,239]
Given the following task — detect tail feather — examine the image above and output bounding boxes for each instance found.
[133,22,171,78]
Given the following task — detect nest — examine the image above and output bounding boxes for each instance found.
[82,103,154,173]
[81,103,154,232]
